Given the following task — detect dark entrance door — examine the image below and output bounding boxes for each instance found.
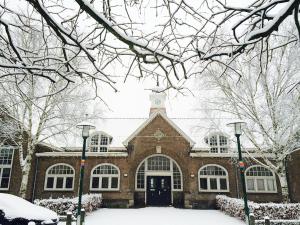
[146,176,171,206]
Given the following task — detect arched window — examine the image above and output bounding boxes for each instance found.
[198,165,229,192]
[89,132,112,152]
[245,166,277,193]
[90,164,120,191]
[0,147,14,190]
[204,133,229,153]
[135,155,182,191]
[45,164,75,190]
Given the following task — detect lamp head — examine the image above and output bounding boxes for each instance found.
[76,121,96,138]
[227,121,246,135]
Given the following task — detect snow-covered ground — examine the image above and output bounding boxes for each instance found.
[60,207,245,225]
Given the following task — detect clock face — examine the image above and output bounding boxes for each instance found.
[155,99,161,105]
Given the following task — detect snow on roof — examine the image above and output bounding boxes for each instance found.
[65,114,254,149]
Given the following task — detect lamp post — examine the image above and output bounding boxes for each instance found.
[227,121,250,225]
[76,121,95,225]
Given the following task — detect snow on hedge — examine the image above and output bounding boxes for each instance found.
[0,193,58,221]
[34,194,102,216]
[216,195,300,221]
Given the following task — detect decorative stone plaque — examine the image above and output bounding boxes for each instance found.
[153,129,165,141]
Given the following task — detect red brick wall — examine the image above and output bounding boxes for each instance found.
[4,114,298,207]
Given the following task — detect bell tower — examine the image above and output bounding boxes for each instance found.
[149,87,167,116]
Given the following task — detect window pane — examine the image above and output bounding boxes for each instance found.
[220,178,227,190]
[267,179,275,191]
[92,177,99,189]
[91,135,99,145]
[210,178,217,190]
[111,177,118,188]
[200,178,208,190]
[56,177,64,188]
[247,179,255,191]
[46,177,54,189]
[0,148,13,165]
[101,177,109,188]
[91,147,98,152]
[257,179,265,191]
[99,147,107,152]
[66,177,73,189]
[100,135,108,145]
[137,163,145,189]
[2,168,10,177]
[147,156,170,171]
[0,178,9,188]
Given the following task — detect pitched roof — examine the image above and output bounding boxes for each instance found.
[122,111,196,146]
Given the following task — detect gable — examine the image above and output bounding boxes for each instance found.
[122,112,195,146]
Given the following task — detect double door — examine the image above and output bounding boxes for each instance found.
[146,176,171,206]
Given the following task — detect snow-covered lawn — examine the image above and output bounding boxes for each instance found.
[60,207,245,225]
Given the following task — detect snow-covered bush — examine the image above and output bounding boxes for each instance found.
[34,194,102,216]
[216,195,300,220]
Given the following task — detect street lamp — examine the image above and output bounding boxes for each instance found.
[227,121,250,225]
[76,121,95,225]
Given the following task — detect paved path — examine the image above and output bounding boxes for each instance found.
[68,207,245,225]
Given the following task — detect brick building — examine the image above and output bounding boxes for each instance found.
[1,90,299,208]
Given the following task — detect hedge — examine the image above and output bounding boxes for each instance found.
[216,195,300,220]
[34,194,102,216]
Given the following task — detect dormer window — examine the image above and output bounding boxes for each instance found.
[204,133,229,153]
[89,132,112,152]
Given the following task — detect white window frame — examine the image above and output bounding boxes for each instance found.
[198,164,230,192]
[245,165,277,193]
[89,132,112,152]
[135,154,183,192]
[90,163,120,191]
[204,133,229,153]
[0,146,14,190]
[44,163,75,191]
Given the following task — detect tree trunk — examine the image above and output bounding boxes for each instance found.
[19,144,34,199]
[277,168,290,203]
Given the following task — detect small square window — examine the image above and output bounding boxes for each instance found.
[56,177,64,189]
[257,179,265,191]
[92,177,99,189]
[66,177,73,189]
[0,177,9,188]
[200,178,208,190]
[267,179,275,191]
[101,177,109,188]
[247,179,255,191]
[46,177,54,189]
[210,178,217,190]
[220,178,227,190]
[111,177,118,189]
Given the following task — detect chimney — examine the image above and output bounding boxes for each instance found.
[149,87,167,116]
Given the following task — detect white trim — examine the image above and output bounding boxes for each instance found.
[245,165,277,193]
[36,152,128,157]
[123,111,195,146]
[90,163,120,191]
[190,152,275,158]
[198,164,230,192]
[44,163,75,191]
[0,147,14,191]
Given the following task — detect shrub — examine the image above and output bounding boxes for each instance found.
[216,195,300,220]
[34,194,102,216]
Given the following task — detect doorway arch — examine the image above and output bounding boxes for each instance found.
[135,154,183,205]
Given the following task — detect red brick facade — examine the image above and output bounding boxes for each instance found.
[1,113,300,208]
